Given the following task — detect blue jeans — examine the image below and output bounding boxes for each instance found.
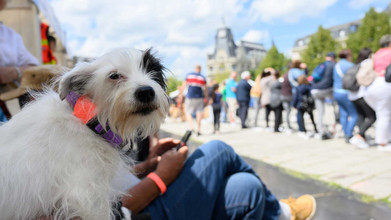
[334,91,358,138]
[0,108,7,123]
[144,140,281,220]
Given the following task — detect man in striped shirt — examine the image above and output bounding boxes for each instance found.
[183,65,208,136]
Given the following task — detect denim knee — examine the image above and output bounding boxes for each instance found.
[200,140,235,155]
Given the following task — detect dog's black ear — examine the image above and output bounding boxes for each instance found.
[140,48,167,91]
[59,63,94,100]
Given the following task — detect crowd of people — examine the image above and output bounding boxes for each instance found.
[177,34,391,152]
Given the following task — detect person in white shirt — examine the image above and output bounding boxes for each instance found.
[0,0,38,115]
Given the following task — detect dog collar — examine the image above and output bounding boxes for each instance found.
[65,91,124,148]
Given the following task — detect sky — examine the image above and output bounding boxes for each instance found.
[49,0,390,78]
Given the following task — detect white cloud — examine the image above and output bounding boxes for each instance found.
[348,0,389,9]
[241,30,269,43]
[250,0,337,23]
[50,0,246,74]
[50,0,337,74]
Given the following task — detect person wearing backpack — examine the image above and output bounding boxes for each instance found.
[364,35,391,151]
[333,49,358,143]
[345,48,376,149]
[293,75,318,139]
[311,52,336,140]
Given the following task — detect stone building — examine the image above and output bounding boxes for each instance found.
[291,3,391,59]
[0,0,71,66]
[206,26,266,80]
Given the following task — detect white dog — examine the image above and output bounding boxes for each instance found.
[0,48,169,220]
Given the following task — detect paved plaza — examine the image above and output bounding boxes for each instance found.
[162,106,391,203]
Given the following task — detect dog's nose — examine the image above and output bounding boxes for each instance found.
[135,86,155,103]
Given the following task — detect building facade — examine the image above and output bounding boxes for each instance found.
[207,26,266,80]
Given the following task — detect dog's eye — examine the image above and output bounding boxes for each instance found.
[109,72,122,80]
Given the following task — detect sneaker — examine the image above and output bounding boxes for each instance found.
[284,128,293,135]
[280,194,316,220]
[298,132,310,140]
[349,136,360,145]
[354,137,370,149]
[265,127,274,133]
[377,145,391,152]
[314,133,322,140]
[321,132,333,140]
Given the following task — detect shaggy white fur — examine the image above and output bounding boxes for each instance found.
[0,48,169,220]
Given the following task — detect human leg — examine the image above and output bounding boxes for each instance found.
[253,97,261,127]
[282,101,291,129]
[211,172,266,220]
[215,107,221,131]
[308,111,318,133]
[144,140,281,220]
[334,92,349,137]
[353,98,376,139]
[195,111,203,134]
[297,109,306,133]
[265,105,272,128]
[184,98,196,130]
[274,105,283,132]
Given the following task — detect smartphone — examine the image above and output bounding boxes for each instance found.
[176,130,192,151]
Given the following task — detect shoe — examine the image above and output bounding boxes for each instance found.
[314,133,322,140]
[197,132,201,136]
[284,128,293,135]
[349,136,360,145]
[345,136,353,144]
[353,137,369,149]
[321,132,333,140]
[242,125,248,129]
[298,132,310,140]
[280,194,316,220]
[265,127,274,132]
[377,145,391,152]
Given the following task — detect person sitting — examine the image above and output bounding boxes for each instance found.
[0,0,38,114]
[118,136,317,220]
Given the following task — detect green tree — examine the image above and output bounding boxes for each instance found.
[214,70,231,83]
[166,76,182,94]
[347,8,391,59]
[257,44,286,74]
[301,25,338,72]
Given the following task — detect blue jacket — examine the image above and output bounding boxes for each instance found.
[236,79,252,102]
[312,61,335,90]
[288,68,305,88]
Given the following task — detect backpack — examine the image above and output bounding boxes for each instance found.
[312,62,326,82]
[342,64,360,91]
[356,58,377,86]
[385,63,391,83]
[300,93,315,112]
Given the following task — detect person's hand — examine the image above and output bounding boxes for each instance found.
[0,67,18,84]
[134,138,180,177]
[155,146,188,186]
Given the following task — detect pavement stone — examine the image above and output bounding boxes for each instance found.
[161,116,391,200]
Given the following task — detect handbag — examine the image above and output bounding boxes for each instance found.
[385,63,391,83]
[356,59,377,86]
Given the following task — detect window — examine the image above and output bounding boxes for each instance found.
[350,25,358,33]
[339,30,346,37]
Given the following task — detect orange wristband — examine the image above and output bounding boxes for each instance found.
[147,172,167,195]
